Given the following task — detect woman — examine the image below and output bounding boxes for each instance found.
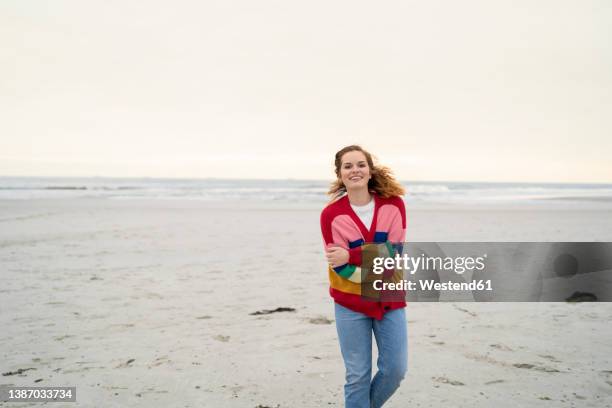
[320,145,408,408]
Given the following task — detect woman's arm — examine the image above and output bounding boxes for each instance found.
[320,209,363,280]
[321,209,394,281]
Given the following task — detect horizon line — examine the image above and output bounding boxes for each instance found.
[1,174,612,187]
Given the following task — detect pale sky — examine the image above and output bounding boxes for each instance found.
[1,0,611,182]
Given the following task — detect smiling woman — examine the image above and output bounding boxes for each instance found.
[320,145,408,408]
[327,146,406,203]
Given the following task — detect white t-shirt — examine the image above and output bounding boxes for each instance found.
[350,198,374,230]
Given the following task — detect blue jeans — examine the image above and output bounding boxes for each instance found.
[334,303,408,408]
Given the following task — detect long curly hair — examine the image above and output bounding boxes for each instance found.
[327,145,405,201]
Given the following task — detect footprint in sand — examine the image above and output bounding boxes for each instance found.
[537,354,562,363]
[601,370,612,386]
[513,363,561,373]
[149,356,171,368]
[432,376,465,386]
[53,334,74,341]
[489,343,513,351]
[115,359,135,369]
[213,335,230,342]
[307,316,333,325]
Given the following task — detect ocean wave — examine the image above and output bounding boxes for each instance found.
[0,177,611,204]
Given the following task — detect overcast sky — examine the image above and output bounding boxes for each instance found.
[1,0,610,182]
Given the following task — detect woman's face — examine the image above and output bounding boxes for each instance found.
[339,150,371,191]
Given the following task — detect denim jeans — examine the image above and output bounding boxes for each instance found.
[334,303,408,408]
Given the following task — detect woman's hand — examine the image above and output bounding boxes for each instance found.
[326,245,349,268]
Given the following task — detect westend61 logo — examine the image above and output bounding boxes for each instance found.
[372,253,487,275]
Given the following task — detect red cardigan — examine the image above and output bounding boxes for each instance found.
[320,193,407,320]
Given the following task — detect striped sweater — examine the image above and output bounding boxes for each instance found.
[320,193,407,320]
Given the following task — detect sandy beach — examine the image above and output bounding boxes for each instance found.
[1,197,612,407]
[3,0,612,405]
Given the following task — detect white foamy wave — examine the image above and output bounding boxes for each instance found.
[1,177,611,205]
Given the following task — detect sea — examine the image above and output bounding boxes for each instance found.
[1,177,612,206]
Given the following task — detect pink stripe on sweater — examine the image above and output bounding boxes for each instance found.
[376,204,405,242]
[331,214,364,249]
